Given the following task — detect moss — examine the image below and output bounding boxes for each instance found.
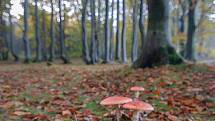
[167,46,183,65]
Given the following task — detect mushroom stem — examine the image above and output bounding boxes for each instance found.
[116,105,121,121]
[135,91,140,98]
[132,111,140,121]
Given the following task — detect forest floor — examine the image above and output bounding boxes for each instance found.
[0,62,215,121]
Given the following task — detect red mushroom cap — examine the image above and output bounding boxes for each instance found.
[100,96,132,105]
[123,101,154,111]
[130,86,145,91]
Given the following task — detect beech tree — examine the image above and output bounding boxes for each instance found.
[58,0,69,63]
[104,0,110,63]
[34,0,42,62]
[185,0,198,61]
[90,0,96,64]
[139,0,145,49]
[81,0,90,64]
[49,0,55,61]
[23,0,31,63]
[8,3,19,61]
[121,0,127,63]
[115,0,121,61]
[134,0,183,68]
[131,0,139,62]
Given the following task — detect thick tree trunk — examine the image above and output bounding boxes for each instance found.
[134,0,183,68]
[104,0,110,63]
[23,0,31,63]
[81,0,90,64]
[9,6,19,61]
[115,0,121,61]
[132,0,139,63]
[185,0,197,61]
[90,0,96,64]
[58,0,69,63]
[139,0,145,49]
[109,0,115,61]
[49,0,55,61]
[34,0,42,62]
[121,0,127,63]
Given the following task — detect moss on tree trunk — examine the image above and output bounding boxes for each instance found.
[134,0,183,68]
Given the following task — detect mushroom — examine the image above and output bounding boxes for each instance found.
[100,96,132,121]
[130,86,145,99]
[123,100,154,121]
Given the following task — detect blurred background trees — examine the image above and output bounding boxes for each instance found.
[0,0,215,66]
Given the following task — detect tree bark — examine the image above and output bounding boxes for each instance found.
[58,0,69,63]
[42,2,48,61]
[23,0,31,63]
[185,0,197,61]
[134,0,183,68]
[110,0,115,61]
[139,0,145,49]
[90,0,96,64]
[34,0,42,62]
[104,0,110,63]
[9,4,19,61]
[49,0,55,61]
[132,0,139,63]
[81,0,91,64]
[121,0,127,63]
[115,0,121,61]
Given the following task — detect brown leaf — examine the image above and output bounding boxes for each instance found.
[13,111,31,116]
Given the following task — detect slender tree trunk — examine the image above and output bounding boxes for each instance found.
[178,0,187,57]
[23,0,31,63]
[96,0,101,62]
[115,0,121,61]
[139,0,145,49]
[90,0,96,64]
[9,5,19,61]
[58,0,69,63]
[49,0,55,61]
[34,0,42,62]
[134,0,183,68]
[132,0,139,63]
[185,0,197,61]
[42,2,48,61]
[121,0,127,63]
[104,0,110,63]
[81,0,90,64]
[109,0,115,61]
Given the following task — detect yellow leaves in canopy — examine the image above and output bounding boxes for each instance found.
[172,32,186,44]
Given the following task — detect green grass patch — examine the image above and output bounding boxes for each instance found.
[85,101,107,116]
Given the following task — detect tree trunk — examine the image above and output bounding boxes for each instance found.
[109,0,115,61]
[96,0,101,62]
[34,0,42,62]
[139,0,145,49]
[81,0,91,64]
[42,2,48,61]
[134,0,183,68]
[185,0,197,61]
[58,0,69,63]
[23,0,31,63]
[104,0,110,63]
[90,0,96,64]
[49,0,55,61]
[115,0,121,61]
[9,5,19,61]
[132,0,139,63]
[121,0,127,63]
